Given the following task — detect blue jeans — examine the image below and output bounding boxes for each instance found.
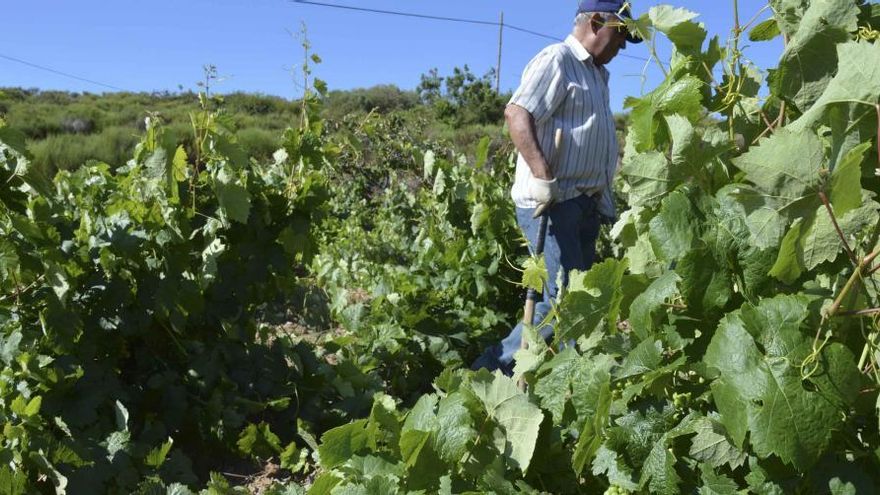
[471,194,601,376]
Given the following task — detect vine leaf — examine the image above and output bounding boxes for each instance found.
[470,371,543,473]
[648,190,699,262]
[704,295,861,470]
[768,0,860,113]
[555,259,629,342]
[649,5,707,54]
[688,417,746,469]
[734,128,825,206]
[793,41,880,130]
[620,151,672,207]
[318,420,370,469]
[829,142,870,216]
[629,272,680,340]
[749,18,781,42]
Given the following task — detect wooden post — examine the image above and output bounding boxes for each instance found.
[496,11,504,93]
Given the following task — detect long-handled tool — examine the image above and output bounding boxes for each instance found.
[519,128,563,390]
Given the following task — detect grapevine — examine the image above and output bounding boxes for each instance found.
[1,1,880,494]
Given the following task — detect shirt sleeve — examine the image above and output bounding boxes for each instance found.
[508,48,567,125]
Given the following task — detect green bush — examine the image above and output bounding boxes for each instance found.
[237,127,281,161]
[29,126,139,172]
[323,85,419,121]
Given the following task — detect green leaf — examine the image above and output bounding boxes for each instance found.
[768,218,805,284]
[0,240,19,282]
[617,339,663,379]
[677,245,734,313]
[749,18,781,42]
[629,272,680,340]
[402,394,439,434]
[555,259,628,342]
[434,393,476,464]
[620,151,672,207]
[0,329,22,366]
[0,465,28,495]
[513,325,548,378]
[470,371,544,473]
[533,349,613,427]
[366,393,400,451]
[801,201,878,270]
[648,190,699,262]
[649,5,699,31]
[571,371,612,475]
[699,466,742,495]
[829,142,870,216]
[734,128,825,206]
[318,420,369,469]
[771,199,879,282]
[828,478,857,495]
[145,438,174,468]
[649,5,707,54]
[114,400,129,431]
[307,472,342,495]
[28,451,68,493]
[106,430,131,461]
[521,256,547,293]
[768,0,860,113]
[734,187,789,249]
[793,40,880,129]
[653,75,705,118]
[591,445,639,491]
[625,75,704,153]
[639,440,682,495]
[625,235,664,277]
[704,295,861,470]
[237,422,282,460]
[398,430,431,469]
[280,442,307,472]
[688,417,747,469]
[214,167,251,224]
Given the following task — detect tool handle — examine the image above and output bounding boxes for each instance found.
[519,128,564,390]
[521,213,549,329]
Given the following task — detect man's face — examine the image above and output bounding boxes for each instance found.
[592,14,628,65]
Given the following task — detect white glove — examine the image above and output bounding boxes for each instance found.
[527,177,559,204]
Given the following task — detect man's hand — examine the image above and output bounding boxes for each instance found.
[527,177,559,205]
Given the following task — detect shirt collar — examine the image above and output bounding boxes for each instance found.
[564,34,610,79]
[564,35,592,62]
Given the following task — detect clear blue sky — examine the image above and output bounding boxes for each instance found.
[1,0,782,112]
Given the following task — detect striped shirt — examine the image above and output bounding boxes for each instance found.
[509,34,619,220]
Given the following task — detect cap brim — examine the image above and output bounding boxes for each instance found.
[616,7,644,43]
[626,32,644,44]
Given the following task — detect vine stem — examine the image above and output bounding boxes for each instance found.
[739,4,771,33]
[818,191,858,266]
[826,247,880,319]
[858,331,877,371]
[0,274,44,303]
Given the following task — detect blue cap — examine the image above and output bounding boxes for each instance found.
[577,0,643,43]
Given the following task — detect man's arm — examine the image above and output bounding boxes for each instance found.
[505,104,553,180]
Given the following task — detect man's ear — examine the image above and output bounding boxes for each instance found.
[589,12,604,34]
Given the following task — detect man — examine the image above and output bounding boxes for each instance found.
[473,0,642,375]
